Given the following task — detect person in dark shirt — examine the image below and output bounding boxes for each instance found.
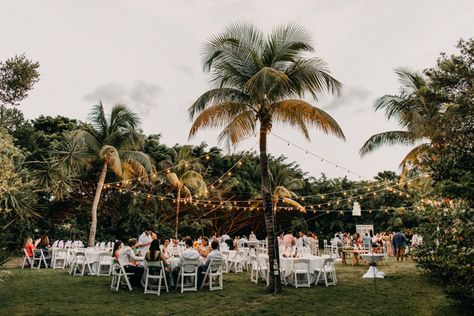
[393,231,407,262]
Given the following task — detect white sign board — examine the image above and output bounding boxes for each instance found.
[356,224,374,236]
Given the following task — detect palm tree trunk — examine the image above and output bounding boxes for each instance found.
[259,120,282,293]
[88,162,107,247]
[175,186,181,239]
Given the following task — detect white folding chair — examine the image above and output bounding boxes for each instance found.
[250,255,259,284]
[200,259,224,291]
[57,240,65,249]
[97,252,113,276]
[32,249,49,269]
[258,255,270,286]
[293,258,311,288]
[176,258,199,293]
[314,257,337,286]
[143,261,168,295]
[110,259,133,291]
[52,248,67,269]
[21,249,33,269]
[52,240,59,248]
[72,250,92,276]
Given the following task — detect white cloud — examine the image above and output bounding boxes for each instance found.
[83,81,160,116]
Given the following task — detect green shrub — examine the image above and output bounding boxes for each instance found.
[414,202,474,307]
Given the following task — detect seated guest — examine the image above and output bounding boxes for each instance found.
[24,237,36,260]
[128,238,139,255]
[112,241,123,259]
[199,240,224,284]
[118,239,145,287]
[168,238,181,257]
[161,239,170,258]
[36,235,51,263]
[146,239,173,286]
[173,238,200,283]
[198,237,211,258]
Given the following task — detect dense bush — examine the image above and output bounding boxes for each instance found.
[414,203,474,307]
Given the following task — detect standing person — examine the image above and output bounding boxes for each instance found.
[307,232,318,255]
[249,231,257,241]
[136,226,153,256]
[393,231,407,262]
[282,231,296,256]
[297,231,309,249]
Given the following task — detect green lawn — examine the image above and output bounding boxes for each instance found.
[0,258,460,316]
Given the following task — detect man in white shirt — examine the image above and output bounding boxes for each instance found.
[199,240,224,285]
[297,231,309,249]
[136,226,153,256]
[179,238,199,265]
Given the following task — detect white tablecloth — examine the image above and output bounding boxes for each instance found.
[360,253,385,278]
[279,255,328,285]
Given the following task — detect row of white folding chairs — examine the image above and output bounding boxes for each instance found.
[51,240,84,249]
[22,249,50,269]
[282,256,337,288]
[94,241,113,251]
[111,258,224,295]
[69,250,113,276]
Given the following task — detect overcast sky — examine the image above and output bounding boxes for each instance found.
[2,0,473,180]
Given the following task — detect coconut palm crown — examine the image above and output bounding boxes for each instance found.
[188,22,345,292]
[159,146,207,238]
[360,69,443,180]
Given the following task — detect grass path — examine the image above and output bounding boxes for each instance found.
[0,258,459,315]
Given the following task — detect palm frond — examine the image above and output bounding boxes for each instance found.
[217,110,256,145]
[272,99,345,140]
[188,102,249,139]
[360,130,417,156]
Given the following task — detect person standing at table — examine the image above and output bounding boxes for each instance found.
[249,231,257,241]
[282,231,296,256]
[136,226,153,256]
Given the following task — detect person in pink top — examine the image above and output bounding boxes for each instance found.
[282,232,296,255]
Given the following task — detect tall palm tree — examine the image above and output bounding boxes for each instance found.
[360,69,442,181]
[188,23,344,292]
[72,102,155,246]
[160,146,207,238]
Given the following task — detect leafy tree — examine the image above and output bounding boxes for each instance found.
[0,54,40,107]
[66,103,155,246]
[188,23,344,292]
[414,203,473,307]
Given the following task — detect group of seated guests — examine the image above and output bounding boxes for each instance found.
[111,228,225,289]
[23,235,52,266]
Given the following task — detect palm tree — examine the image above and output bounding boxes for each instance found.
[160,146,207,238]
[269,160,306,213]
[188,23,344,292]
[360,69,442,181]
[72,102,155,246]
[253,160,306,212]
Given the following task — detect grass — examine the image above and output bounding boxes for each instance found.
[0,258,461,316]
